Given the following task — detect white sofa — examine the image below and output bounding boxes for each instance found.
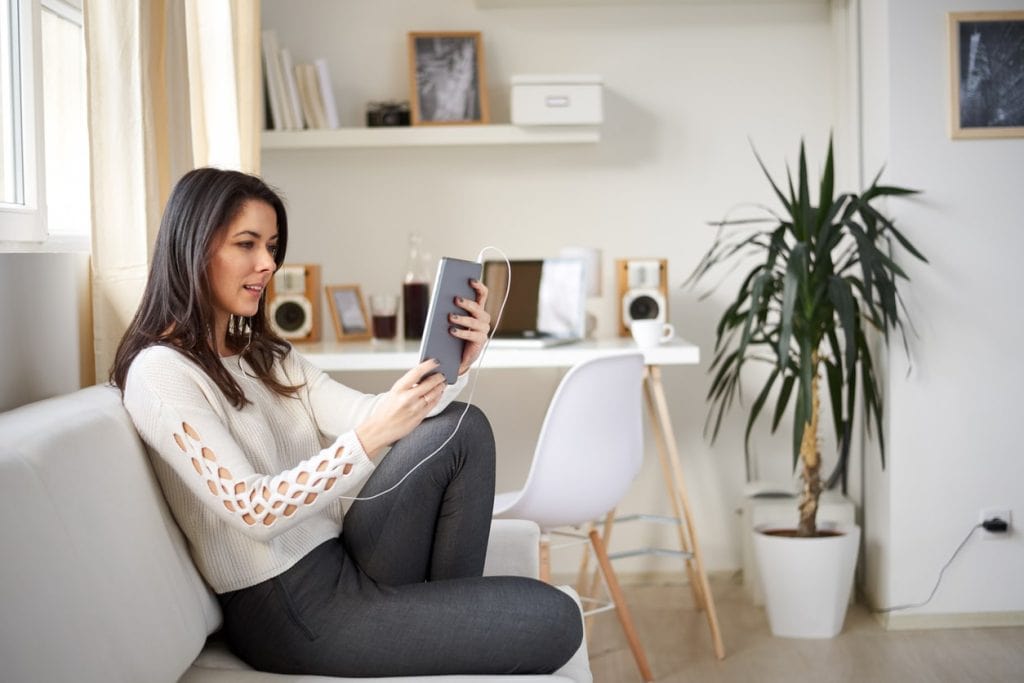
[0,385,591,683]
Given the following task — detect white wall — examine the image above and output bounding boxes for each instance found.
[10,3,1013,615]
[261,0,843,574]
[0,253,93,413]
[861,0,1024,617]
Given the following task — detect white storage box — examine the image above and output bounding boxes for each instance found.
[511,74,603,126]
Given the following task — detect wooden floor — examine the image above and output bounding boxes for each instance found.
[584,573,1024,683]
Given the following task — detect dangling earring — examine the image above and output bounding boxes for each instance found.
[236,316,258,379]
[242,316,254,355]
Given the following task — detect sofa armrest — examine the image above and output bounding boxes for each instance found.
[482,519,540,579]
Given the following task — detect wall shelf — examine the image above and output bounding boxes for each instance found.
[261,124,600,150]
[475,0,822,6]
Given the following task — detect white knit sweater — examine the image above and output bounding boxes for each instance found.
[123,345,467,593]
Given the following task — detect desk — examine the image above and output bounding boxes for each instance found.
[295,337,699,370]
[299,337,725,660]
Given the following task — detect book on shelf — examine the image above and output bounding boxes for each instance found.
[307,65,330,129]
[295,63,326,129]
[263,30,310,130]
[260,30,286,130]
[261,28,341,131]
[314,58,340,129]
[279,48,306,129]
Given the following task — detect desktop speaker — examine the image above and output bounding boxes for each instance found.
[267,264,321,342]
[616,258,668,336]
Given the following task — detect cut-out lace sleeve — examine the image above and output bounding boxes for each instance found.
[125,354,375,541]
[163,411,372,540]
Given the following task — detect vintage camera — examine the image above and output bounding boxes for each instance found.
[366,100,411,127]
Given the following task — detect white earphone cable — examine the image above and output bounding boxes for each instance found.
[336,246,511,502]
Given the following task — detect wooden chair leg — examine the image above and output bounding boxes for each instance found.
[575,522,595,595]
[587,510,616,600]
[589,529,654,683]
[577,511,617,638]
[539,534,552,584]
[574,524,598,642]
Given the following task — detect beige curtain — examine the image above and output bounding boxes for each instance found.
[85,0,261,380]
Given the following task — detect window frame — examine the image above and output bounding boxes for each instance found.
[0,0,46,246]
[1,0,89,253]
[37,0,87,248]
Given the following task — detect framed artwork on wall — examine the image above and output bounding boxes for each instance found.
[948,11,1024,139]
[326,285,371,341]
[407,31,489,125]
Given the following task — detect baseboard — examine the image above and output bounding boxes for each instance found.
[875,610,1024,631]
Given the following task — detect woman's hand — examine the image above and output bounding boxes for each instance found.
[451,279,491,375]
[354,360,448,459]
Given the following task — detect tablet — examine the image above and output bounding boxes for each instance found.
[418,257,483,384]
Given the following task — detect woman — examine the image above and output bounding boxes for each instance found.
[111,167,582,677]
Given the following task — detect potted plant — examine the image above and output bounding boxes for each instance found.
[687,137,926,637]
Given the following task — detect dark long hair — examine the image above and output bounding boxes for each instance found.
[110,167,299,408]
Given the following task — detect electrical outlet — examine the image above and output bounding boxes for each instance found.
[979,508,1012,538]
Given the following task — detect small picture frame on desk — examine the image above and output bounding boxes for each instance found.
[407,31,489,125]
[326,285,371,341]
[948,11,1024,139]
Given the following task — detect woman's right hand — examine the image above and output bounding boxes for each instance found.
[355,359,448,459]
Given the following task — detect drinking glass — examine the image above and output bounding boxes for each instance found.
[369,294,399,341]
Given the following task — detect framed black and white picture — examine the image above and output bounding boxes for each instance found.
[949,11,1024,139]
[326,285,371,341]
[407,31,489,125]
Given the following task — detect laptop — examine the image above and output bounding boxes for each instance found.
[482,258,587,348]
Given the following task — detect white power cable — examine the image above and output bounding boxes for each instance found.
[875,523,982,613]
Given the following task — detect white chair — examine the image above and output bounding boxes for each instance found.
[493,353,653,683]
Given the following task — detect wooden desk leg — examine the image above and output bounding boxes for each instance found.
[644,365,726,660]
[642,372,705,609]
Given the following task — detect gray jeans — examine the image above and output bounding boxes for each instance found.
[218,403,583,677]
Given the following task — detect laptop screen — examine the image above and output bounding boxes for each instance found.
[483,258,587,339]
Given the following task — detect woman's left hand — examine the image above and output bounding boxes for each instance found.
[450,279,491,375]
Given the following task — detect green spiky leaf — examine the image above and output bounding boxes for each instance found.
[687,137,926,527]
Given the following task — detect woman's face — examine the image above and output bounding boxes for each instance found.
[207,199,279,335]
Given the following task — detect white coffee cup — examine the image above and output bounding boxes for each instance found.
[630,320,675,348]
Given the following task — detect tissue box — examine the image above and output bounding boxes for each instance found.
[510,74,603,126]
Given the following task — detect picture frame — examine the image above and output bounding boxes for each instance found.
[948,11,1024,139]
[325,285,371,341]
[407,31,489,126]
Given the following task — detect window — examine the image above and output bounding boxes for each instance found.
[0,0,45,243]
[0,0,88,250]
[40,0,87,240]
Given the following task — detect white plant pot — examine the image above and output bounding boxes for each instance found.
[752,521,861,638]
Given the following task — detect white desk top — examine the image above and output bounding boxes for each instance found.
[296,337,700,372]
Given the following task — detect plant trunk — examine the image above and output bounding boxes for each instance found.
[797,354,822,537]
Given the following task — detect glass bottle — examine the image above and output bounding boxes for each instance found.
[402,232,430,339]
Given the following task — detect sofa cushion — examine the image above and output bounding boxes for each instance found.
[180,626,585,683]
[0,384,219,683]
